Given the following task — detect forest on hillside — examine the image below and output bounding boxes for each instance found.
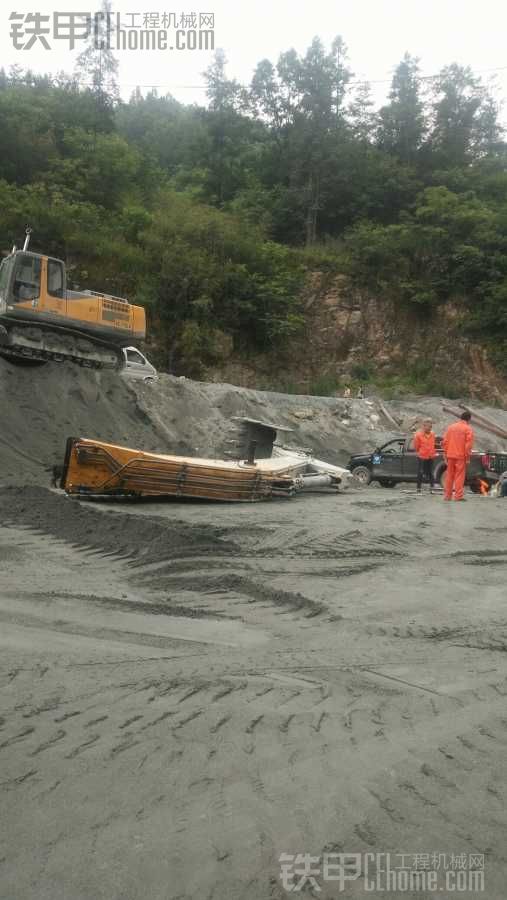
[2,23,507,376]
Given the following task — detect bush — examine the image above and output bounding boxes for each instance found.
[350,362,372,381]
[308,375,342,396]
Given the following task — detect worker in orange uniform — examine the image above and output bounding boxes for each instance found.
[442,411,474,501]
[414,418,437,493]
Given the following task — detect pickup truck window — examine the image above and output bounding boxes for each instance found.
[380,439,404,453]
[126,349,145,365]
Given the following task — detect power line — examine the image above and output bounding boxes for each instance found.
[82,81,207,89]
[350,64,507,87]
[9,63,507,92]
[71,62,507,89]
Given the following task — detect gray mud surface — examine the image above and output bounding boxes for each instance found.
[2,483,507,899]
[1,358,507,898]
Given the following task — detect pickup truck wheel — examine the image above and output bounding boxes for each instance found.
[438,467,447,490]
[351,465,372,485]
[379,479,396,488]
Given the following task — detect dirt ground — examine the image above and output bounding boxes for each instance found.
[1,479,507,899]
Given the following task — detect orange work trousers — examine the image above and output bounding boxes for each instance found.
[444,457,466,500]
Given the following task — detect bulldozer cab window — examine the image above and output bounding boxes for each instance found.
[0,256,14,303]
[12,253,41,303]
[47,259,65,299]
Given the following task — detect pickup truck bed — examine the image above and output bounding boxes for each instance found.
[483,451,507,477]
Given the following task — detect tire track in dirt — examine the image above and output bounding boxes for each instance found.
[210,714,232,734]
[245,715,264,735]
[29,729,66,756]
[0,769,38,790]
[64,733,101,759]
[138,571,326,618]
[0,726,35,750]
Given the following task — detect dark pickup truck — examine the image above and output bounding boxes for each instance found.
[347,435,506,489]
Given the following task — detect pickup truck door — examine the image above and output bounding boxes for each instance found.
[373,440,404,479]
[402,437,419,480]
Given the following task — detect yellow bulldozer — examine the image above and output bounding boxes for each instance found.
[0,228,146,368]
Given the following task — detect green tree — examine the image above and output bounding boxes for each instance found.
[250,37,352,245]
[347,82,377,143]
[74,0,119,129]
[428,64,502,166]
[137,190,305,372]
[202,50,256,205]
[378,53,425,163]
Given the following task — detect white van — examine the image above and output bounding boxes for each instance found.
[120,346,158,383]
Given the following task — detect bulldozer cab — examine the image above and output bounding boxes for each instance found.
[0,251,66,305]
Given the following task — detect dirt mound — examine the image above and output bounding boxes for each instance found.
[0,359,176,485]
[1,356,507,489]
[0,485,235,563]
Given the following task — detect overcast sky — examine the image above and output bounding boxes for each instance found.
[2,0,507,118]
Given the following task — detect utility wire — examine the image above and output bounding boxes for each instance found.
[8,64,507,91]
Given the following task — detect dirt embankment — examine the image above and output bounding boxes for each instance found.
[1,357,507,488]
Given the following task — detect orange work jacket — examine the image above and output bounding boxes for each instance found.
[413,430,436,460]
[442,421,474,460]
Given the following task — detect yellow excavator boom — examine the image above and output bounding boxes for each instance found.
[61,437,297,501]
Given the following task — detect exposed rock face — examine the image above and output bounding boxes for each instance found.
[210,273,507,400]
[301,274,493,389]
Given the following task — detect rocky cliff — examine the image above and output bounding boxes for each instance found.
[210,273,507,401]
